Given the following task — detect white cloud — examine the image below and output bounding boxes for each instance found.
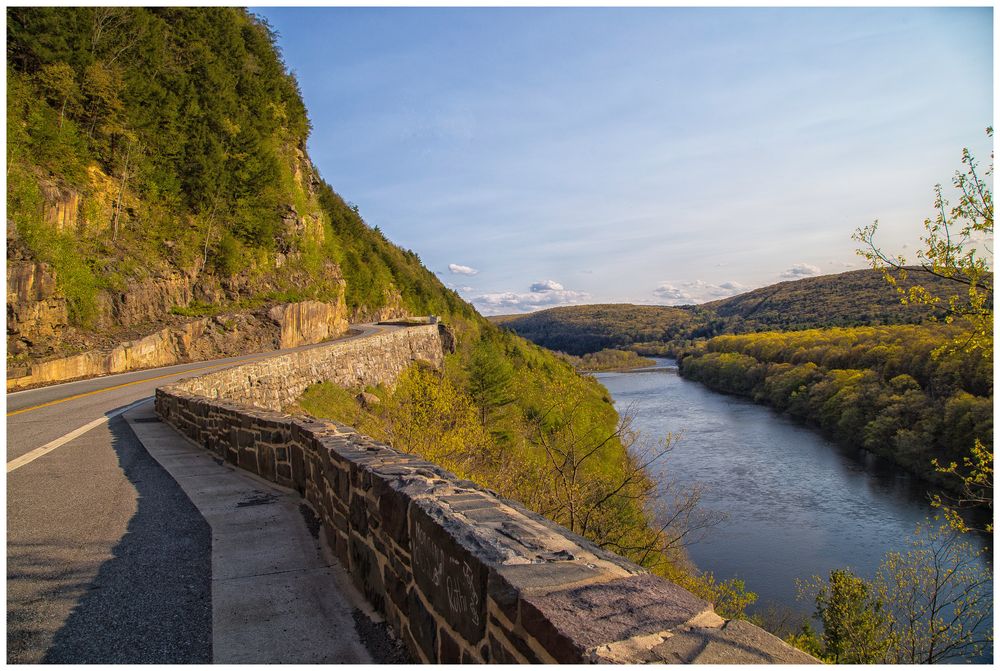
[652,279,747,306]
[529,279,564,292]
[448,263,479,275]
[472,279,589,315]
[779,263,822,279]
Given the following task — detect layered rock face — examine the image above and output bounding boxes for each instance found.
[7,153,353,383]
[7,298,350,390]
[269,300,349,349]
[7,260,68,350]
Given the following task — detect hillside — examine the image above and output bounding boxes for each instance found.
[701,268,959,331]
[494,269,981,355]
[490,303,698,355]
[6,7,474,370]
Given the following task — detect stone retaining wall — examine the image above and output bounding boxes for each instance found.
[156,324,816,664]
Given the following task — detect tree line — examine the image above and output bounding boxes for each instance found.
[677,323,992,498]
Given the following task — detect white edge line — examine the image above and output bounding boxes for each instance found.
[7,397,153,473]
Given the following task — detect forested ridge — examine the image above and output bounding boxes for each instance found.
[7,6,752,619]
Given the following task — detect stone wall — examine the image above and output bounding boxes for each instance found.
[171,324,444,411]
[155,324,816,664]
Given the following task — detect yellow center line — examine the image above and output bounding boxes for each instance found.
[6,354,274,417]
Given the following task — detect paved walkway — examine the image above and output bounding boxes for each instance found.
[123,400,400,663]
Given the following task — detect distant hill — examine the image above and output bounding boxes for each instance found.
[701,268,956,331]
[494,269,985,355]
[489,303,697,355]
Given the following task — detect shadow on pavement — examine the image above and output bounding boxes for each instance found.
[40,414,212,663]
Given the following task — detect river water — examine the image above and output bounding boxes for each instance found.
[596,358,992,656]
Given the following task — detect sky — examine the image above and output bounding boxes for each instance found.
[255,6,993,315]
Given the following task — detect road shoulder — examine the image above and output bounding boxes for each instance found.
[124,400,394,664]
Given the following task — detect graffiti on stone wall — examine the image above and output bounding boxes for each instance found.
[412,516,482,633]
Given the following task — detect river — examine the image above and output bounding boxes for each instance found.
[595,358,992,659]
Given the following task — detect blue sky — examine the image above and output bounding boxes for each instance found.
[256,6,993,314]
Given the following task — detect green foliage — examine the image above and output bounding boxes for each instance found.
[493,303,697,355]
[297,381,369,429]
[701,268,958,332]
[8,6,478,338]
[809,569,891,663]
[856,131,994,533]
[556,348,656,371]
[800,522,992,663]
[677,325,992,494]
[169,300,221,318]
[468,338,516,426]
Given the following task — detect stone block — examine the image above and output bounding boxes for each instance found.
[257,444,275,481]
[407,589,438,662]
[384,565,409,612]
[488,633,522,664]
[488,617,545,664]
[348,534,385,613]
[349,492,369,535]
[438,626,463,664]
[289,444,305,493]
[374,479,411,547]
[459,506,510,524]
[652,619,819,664]
[409,504,492,646]
[488,561,606,623]
[441,493,496,513]
[238,446,258,474]
[518,574,714,663]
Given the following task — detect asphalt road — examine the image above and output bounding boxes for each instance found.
[5,324,384,663]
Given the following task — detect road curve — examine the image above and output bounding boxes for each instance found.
[6,323,386,663]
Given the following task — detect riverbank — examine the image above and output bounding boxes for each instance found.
[595,359,992,628]
[674,325,992,504]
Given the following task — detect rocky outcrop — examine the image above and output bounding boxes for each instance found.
[6,298,350,390]
[40,181,81,233]
[269,300,348,349]
[99,272,197,330]
[6,260,69,353]
[155,324,818,665]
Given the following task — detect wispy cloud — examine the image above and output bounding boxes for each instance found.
[779,263,822,279]
[448,263,479,275]
[652,279,747,306]
[472,279,589,315]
